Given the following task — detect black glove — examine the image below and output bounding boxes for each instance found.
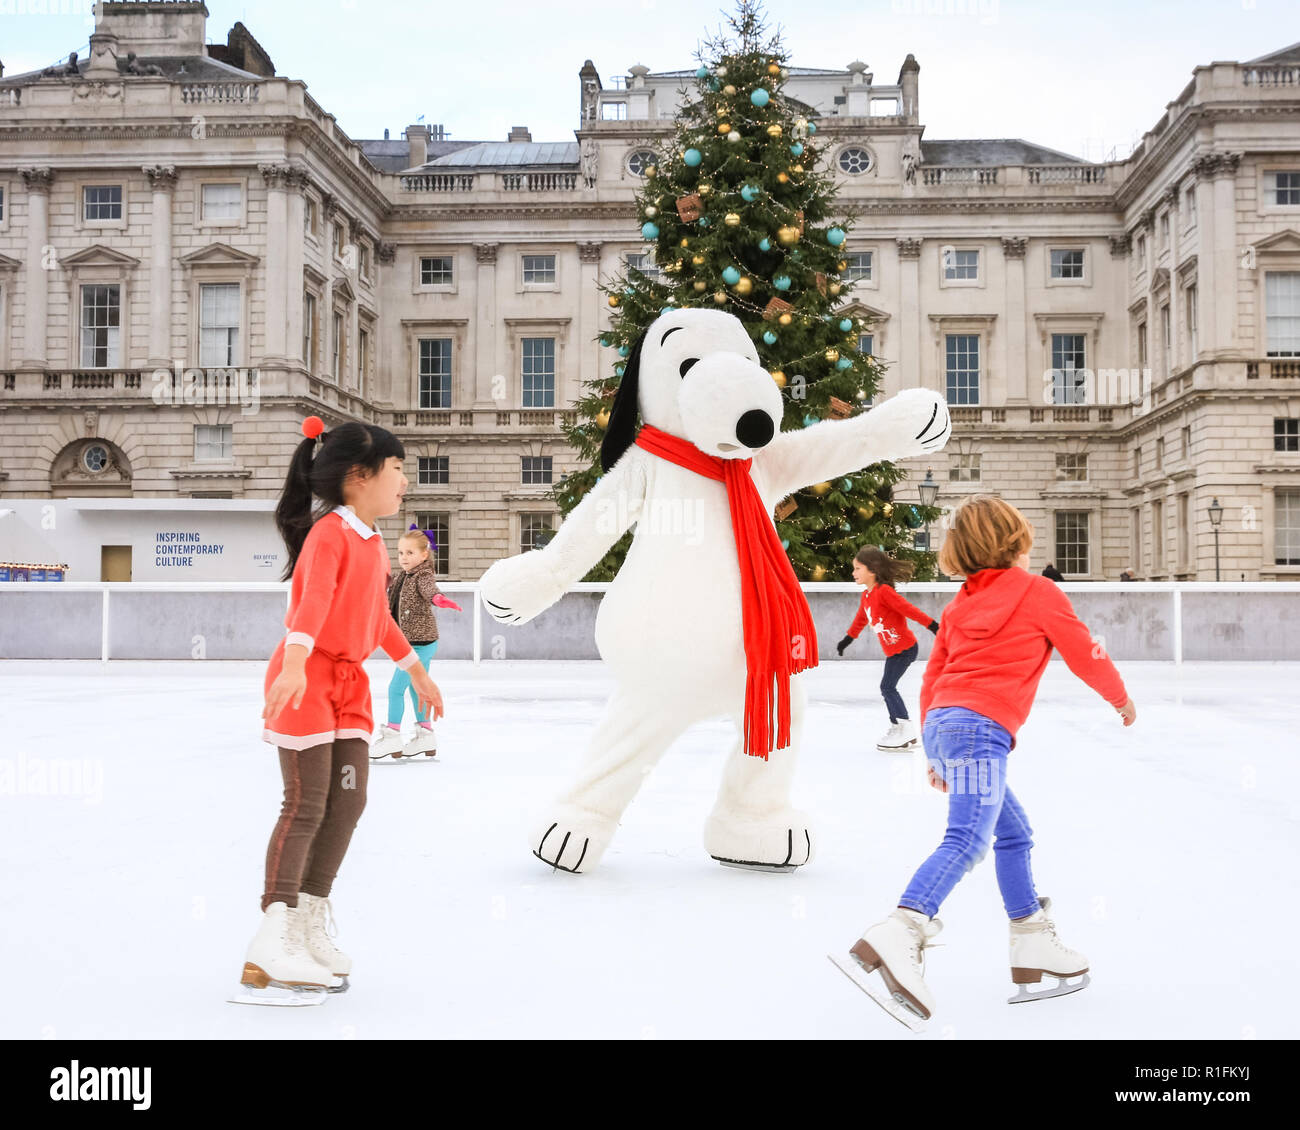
[926,620,940,634]
[837,635,854,656]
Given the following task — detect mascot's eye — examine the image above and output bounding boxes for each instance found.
[679,358,699,378]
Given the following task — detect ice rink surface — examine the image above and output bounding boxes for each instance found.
[1,657,1295,1040]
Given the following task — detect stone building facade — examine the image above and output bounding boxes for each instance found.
[1,1,1298,581]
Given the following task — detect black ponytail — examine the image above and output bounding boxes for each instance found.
[275,421,406,579]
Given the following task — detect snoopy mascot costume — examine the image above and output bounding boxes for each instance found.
[480,308,950,874]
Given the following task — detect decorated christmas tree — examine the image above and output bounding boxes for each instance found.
[555,0,940,581]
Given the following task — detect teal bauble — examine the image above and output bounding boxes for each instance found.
[789,142,804,157]
[762,330,777,345]
[773,275,791,290]
[807,122,817,134]
[758,237,772,251]
[827,227,846,246]
[741,184,761,202]
[803,414,818,427]
[722,265,741,285]
[660,306,675,315]
[750,88,770,107]
[618,344,630,357]
[641,221,659,239]
[698,216,710,227]
[600,336,610,347]
[708,77,720,91]
[624,286,635,295]
[836,357,854,370]
[695,66,709,79]
[841,522,852,531]
[781,539,790,550]
[839,318,853,332]
[683,148,703,167]
[614,363,625,375]
[841,478,853,491]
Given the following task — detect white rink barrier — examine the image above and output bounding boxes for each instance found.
[1,581,1298,664]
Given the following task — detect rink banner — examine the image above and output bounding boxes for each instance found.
[7,1040,1274,1114]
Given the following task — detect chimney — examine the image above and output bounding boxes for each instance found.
[406,123,429,168]
[384,128,390,140]
[507,125,532,143]
[96,1,209,57]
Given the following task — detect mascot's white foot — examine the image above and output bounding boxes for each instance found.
[704,808,815,873]
[531,807,618,874]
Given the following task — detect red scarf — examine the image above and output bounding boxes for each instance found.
[634,424,818,759]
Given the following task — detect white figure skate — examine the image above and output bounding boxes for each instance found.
[402,724,437,758]
[299,892,350,993]
[229,902,331,1006]
[369,726,405,761]
[1008,897,1090,1004]
[877,719,918,752]
[830,908,942,1031]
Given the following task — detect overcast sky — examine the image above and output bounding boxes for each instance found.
[3,0,1296,160]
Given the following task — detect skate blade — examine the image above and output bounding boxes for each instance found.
[227,983,329,1007]
[1008,971,1090,1005]
[876,743,918,753]
[326,975,350,994]
[713,857,799,874]
[827,952,926,1033]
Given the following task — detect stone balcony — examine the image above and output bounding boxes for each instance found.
[398,171,581,195]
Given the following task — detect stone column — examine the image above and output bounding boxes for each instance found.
[473,242,500,407]
[1164,185,1183,371]
[284,168,310,367]
[897,237,921,395]
[321,193,340,381]
[376,241,396,401]
[18,167,52,369]
[577,241,602,409]
[258,163,291,364]
[141,165,177,369]
[348,220,365,392]
[1191,158,1218,356]
[1001,236,1028,404]
[1212,154,1241,353]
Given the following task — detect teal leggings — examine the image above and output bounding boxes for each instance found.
[386,641,438,724]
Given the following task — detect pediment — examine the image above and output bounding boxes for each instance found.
[61,244,140,269]
[179,242,260,268]
[332,276,356,303]
[0,252,20,271]
[1253,229,1300,255]
[841,300,891,322]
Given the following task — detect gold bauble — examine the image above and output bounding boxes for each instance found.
[607,295,621,308]
[811,482,831,496]
[645,166,656,178]
[777,172,789,184]
[793,164,804,174]
[674,259,684,271]
[882,503,894,517]
[693,280,707,292]
[645,206,657,218]
[767,63,781,76]
[778,313,793,326]
[825,349,840,363]
[692,254,705,265]
[735,276,753,295]
[777,225,800,245]
[713,290,728,304]
[771,370,787,387]
[767,124,783,137]
[717,122,731,134]
[857,505,875,519]
[595,410,610,429]
[680,237,690,247]
[699,183,712,196]
[837,259,848,271]
[811,564,827,582]
[723,83,737,95]
[724,212,741,227]
[829,282,842,296]
[854,389,867,401]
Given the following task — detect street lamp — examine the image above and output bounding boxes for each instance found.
[918,468,939,554]
[1207,497,1224,581]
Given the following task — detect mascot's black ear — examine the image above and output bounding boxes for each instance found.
[600,328,647,473]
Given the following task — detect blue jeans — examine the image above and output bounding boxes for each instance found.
[898,706,1040,920]
[880,643,918,722]
[386,641,438,724]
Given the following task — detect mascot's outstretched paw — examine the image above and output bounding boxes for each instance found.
[704,809,815,872]
[480,552,566,626]
[871,387,951,454]
[531,809,617,874]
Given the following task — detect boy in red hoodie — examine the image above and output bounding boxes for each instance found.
[838,495,1136,1024]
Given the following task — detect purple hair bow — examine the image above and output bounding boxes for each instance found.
[407,522,438,552]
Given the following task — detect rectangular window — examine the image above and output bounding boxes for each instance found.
[601,102,628,121]
[418,338,453,409]
[1050,249,1084,279]
[305,197,317,235]
[1055,452,1088,481]
[521,456,553,485]
[332,312,343,381]
[1156,436,1165,469]
[944,249,979,281]
[521,337,556,407]
[1136,234,1146,264]
[520,513,554,554]
[79,284,121,368]
[1186,285,1197,357]
[1054,511,1090,575]
[303,293,317,368]
[198,283,240,366]
[1134,446,1142,479]
[522,255,556,285]
[1276,418,1300,452]
[414,512,450,574]
[625,252,662,283]
[1184,185,1196,223]
[1177,492,1190,567]
[1051,333,1087,404]
[1182,424,1191,460]
[1130,508,1142,573]
[859,334,873,356]
[1274,171,1300,206]
[83,184,122,221]
[360,243,370,279]
[1160,213,1170,246]
[0,186,5,221]
[1161,303,1171,374]
[194,424,232,462]
[418,456,449,485]
[844,251,873,280]
[948,452,981,482]
[1152,499,1164,568]
[420,256,453,285]
[1277,490,1300,565]
[944,334,979,404]
[1265,272,1300,356]
[358,327,369,387]
[201,183,242,222]
[334,223,347,259]
[1137,321,1148,368]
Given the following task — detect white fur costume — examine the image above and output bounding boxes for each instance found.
[480,309,951,873]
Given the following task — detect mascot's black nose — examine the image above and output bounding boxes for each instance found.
[735,409,775,449]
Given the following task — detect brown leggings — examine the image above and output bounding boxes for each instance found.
[262,739,369,911]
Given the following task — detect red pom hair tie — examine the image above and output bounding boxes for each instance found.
[301,416,325,442]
